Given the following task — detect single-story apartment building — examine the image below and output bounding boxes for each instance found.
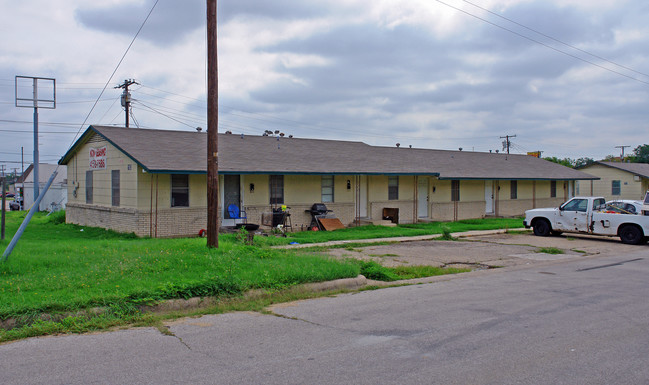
[58,125,597,237]
[576,161,649,201]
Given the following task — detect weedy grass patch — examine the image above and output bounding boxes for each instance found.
[536,247,564,255]
[357,261,471,282]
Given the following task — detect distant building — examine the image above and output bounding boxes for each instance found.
[18,163,68,211]
[577,161,649,200]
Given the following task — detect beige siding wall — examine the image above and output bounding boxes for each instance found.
[242,174,270,206]
[66,137,139,209]
[334,175,355,203]
[580,164,647,200]
[285,175,321,204]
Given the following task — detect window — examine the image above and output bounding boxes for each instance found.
[562,198,588,212]
[612,180,621,196]
[550,180,557,198]
[321,175,334,203]
[388,176,399,200]
[171,174,189,207]
[85,170,93,204]
[111,170,120,207]
[270,175,284,204]
[451,180,460,202]
[510,180,518,200]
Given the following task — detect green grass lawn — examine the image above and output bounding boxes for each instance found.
[0,212,358,321]
[0,211,522,341]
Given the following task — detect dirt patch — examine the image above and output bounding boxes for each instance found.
[324,232,641,269]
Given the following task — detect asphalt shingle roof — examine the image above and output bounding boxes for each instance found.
[592,161,649,179]
[59,126,597,180]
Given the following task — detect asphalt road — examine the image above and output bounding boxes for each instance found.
[1,244,648,384]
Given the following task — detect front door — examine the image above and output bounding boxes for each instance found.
[418,178,429,218]
[485,181,494,215]
[359,175,368,218]
[223,175,241,226]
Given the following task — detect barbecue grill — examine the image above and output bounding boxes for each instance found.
[306,203,333,231]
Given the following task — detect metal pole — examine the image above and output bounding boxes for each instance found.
[2,171,57,262]
[1,177,6,240]
[33,79,39,201]
[206,0,219,248]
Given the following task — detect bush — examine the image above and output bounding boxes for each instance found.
[46,210,66,225]
[359,261,400,281]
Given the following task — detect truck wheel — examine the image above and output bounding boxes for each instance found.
[619,225,645,245]
[533,219,551,237]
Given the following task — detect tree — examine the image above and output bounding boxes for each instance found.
[573,157,595,168]
[543,157,574,168]
[632,144,649,163]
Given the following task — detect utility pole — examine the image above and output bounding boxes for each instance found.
[615,145,630,160]
[500,134,516,154]
[206,0,219,248]
[115,79,139,128]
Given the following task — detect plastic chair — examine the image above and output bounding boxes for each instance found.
[227,204,247,225]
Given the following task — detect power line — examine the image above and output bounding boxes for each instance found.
[459,0,649,80]
[433,0,649,86]
[64,0,160,150]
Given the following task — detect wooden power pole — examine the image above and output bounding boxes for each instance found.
[206,0,219,248]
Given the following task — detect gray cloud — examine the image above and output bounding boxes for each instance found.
[75,0,204,46]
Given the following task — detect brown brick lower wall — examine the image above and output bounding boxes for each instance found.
[66,203,211,238]
[370,201,417,224]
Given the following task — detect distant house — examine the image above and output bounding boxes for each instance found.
[58,125,597,238]
[577,161,649,200]
[17,163,68,211]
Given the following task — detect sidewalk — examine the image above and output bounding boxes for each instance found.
[272,229,510,249]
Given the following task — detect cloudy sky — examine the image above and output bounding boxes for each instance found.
[1,0,648,174]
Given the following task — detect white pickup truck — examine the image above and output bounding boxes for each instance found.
[524,196,649,245]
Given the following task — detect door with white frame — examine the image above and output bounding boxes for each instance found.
[359,175,368,218]
[485,181,495,215]
[418,177,429,218]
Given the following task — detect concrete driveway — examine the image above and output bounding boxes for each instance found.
[323,232,645,269]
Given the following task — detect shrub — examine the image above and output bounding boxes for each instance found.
[359,261,400,281]
[47,210,66,225]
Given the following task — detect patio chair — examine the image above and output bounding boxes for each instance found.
[227,204,247,225]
